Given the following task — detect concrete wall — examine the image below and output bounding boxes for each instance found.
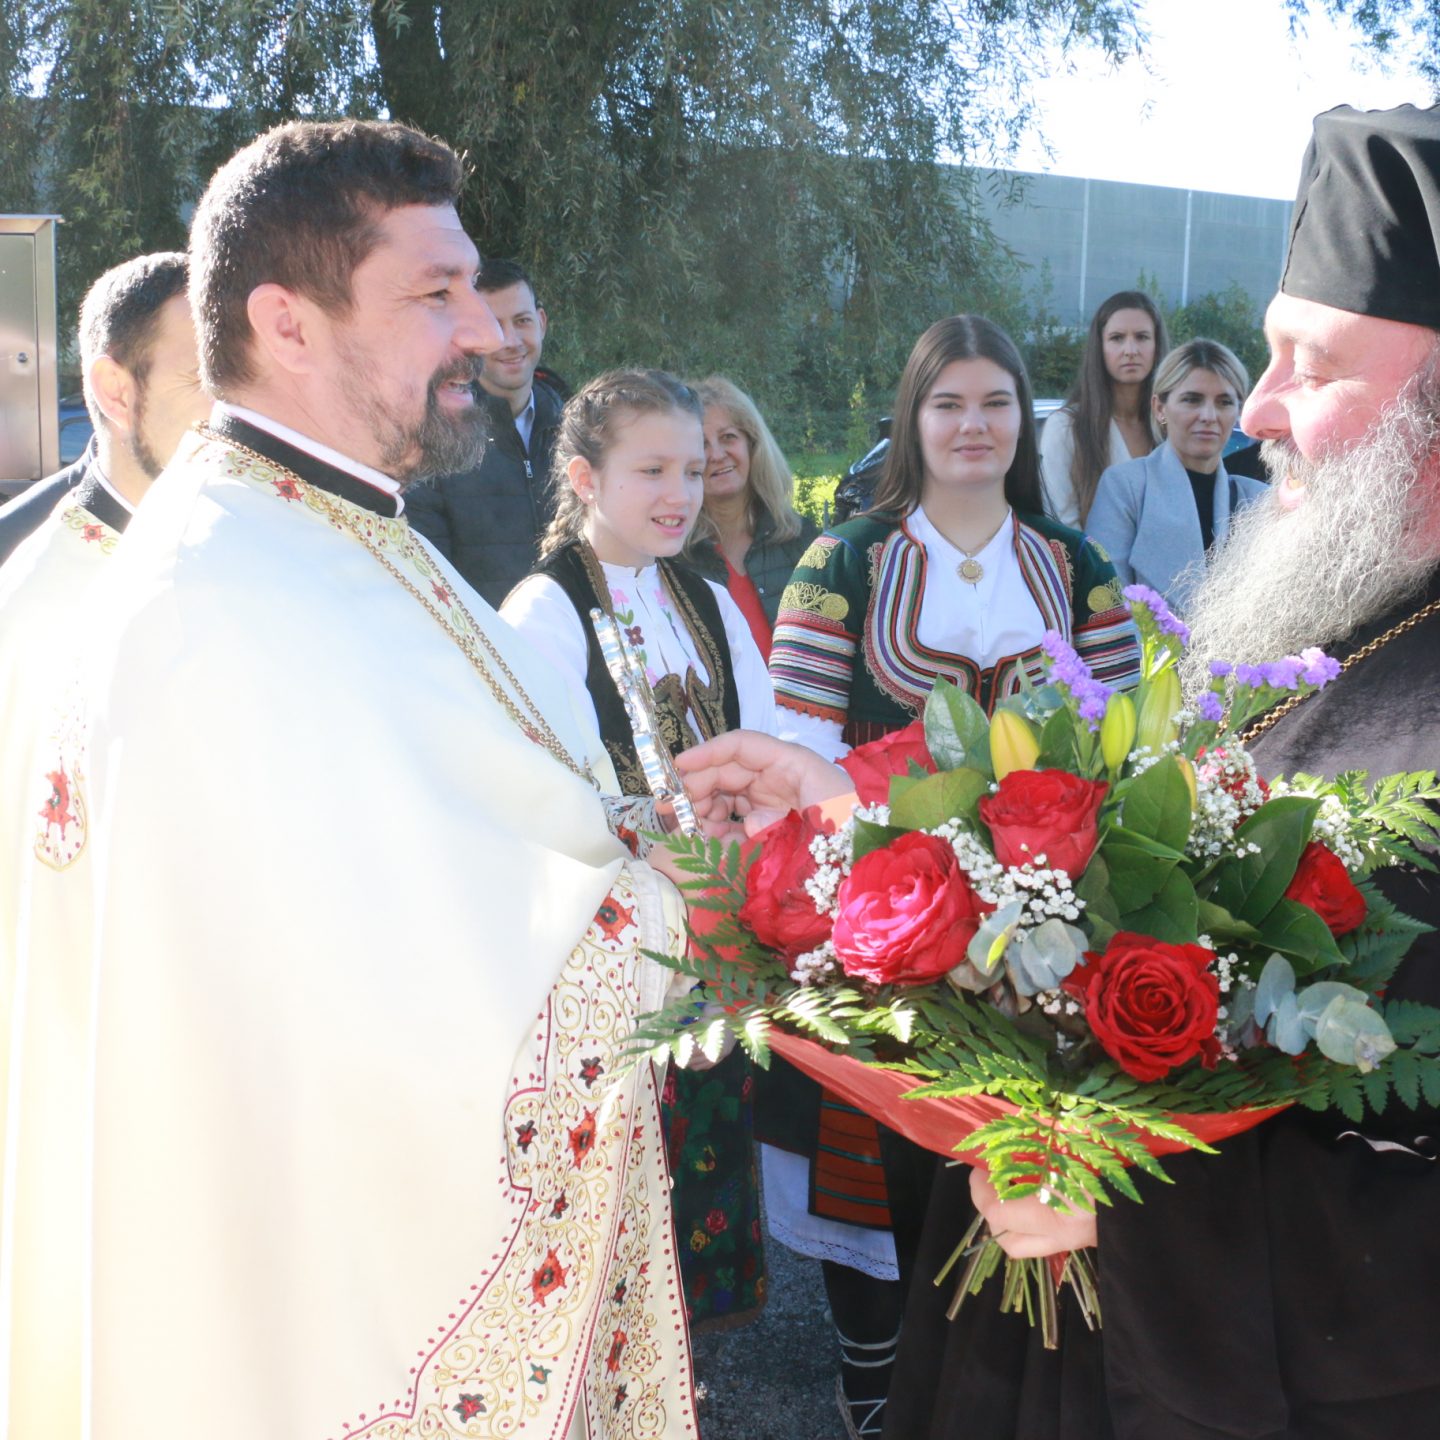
[968,168,1292,323]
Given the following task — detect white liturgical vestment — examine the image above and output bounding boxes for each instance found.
[5,417,697,1440]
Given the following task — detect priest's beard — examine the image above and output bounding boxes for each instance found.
[338,351,487,484]
[1181,366,1440,696]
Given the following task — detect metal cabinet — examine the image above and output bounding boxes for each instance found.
[0,216,62,497]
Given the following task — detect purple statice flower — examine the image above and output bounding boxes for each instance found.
[1209,660,1234,679]
[1041,631,1111,727]
[1041,630,1091,689]
[1123,583,1192,644]
[1074,677,1112,725]
[1233,663,1267,689]
[1197,690,1225,723]
[1296,647,1341,687]
[1262,657,1305,690]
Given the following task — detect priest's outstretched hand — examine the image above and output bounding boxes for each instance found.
[675,730,854,838]
[970,1165,1098,1258]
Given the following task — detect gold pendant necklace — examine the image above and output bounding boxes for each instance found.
[952,512,1011,585]
[197,425,598,789]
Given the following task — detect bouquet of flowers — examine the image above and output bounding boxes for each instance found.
[630,588,1440,1343]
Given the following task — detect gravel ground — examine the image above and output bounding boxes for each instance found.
[690,1214,851,1440]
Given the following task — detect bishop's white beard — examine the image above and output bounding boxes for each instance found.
[1180,364,1440,696]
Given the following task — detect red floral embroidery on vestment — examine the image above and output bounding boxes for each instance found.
[612,1278,627,1304]
[432,581,452,606]
[82,523,104,543]
[612,1383,629,1411]
[528,1363,551,1385]
[531,1248,568,1305]
[606,1330,628,1373]
[271,477,302,501]
[39,769,77,838]
[515,1119,536,1151]
[452,1394,486,1420]
[579,1056,603,1089]
[568,1110,597,1166]
[593,898,635,943]
[551,1193,568,1218]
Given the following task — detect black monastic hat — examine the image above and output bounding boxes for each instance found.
[1281,103,1440,330]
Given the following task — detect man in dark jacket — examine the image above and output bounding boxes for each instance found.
[404,258,565,607]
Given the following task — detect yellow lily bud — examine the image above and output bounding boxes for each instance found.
[1099,692,1137,770]
[1136,669,1182,755]
[1176,755,1198,810]
[990,708,1040,780]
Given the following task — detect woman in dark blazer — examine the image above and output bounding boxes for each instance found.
[1086,338,1267,616]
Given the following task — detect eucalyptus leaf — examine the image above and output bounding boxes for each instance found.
[1254,953,1296,1029]
[1295,980,1371,1025]
[968,901,1024,976]
[1009,918,1088,996]
[1268,991,1308,1055]
[1313,996,1397,1072]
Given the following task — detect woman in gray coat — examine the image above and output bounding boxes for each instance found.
[1087,338,1267,616]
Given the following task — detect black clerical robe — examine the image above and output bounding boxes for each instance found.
[884,568,1440,1440]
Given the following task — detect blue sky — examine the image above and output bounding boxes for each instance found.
[1006,0,1435,198]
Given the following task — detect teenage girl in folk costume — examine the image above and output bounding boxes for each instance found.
[771,314,1141,759]
[764,316,1142,1436]
[501,369,775,1332]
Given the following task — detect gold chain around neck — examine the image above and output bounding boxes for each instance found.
[1242,594,1440,743]
[200,425,597,788]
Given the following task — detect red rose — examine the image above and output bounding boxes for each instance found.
[739,808,834,956]
[1064,932,1221,1082]
[705,1209,728,1235]
[839,720,936,805]
[978,770,1108,876]
[832,831,992,986]
[1284,842,1366,936]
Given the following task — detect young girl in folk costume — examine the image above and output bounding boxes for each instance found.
[764,317,1142,1437]
[502,369,776,1333]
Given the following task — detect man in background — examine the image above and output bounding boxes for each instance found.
[0,252,206,562]
[405,257,567,605]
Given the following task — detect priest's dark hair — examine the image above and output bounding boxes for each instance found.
[78,251,190,431]
[190,120,465,396]
[870,314,1043,518]
[1060,290,1169,525]
[541,369,703,558]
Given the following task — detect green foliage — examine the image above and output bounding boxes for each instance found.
[1283,769,1440,875]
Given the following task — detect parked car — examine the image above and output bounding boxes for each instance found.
[831,398,1066,524]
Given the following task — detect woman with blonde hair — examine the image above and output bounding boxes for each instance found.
[685,375,818,659]
[1087,337,1266,616]
[1039,289,1168,526]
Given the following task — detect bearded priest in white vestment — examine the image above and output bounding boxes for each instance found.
[5,121,698,1440]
